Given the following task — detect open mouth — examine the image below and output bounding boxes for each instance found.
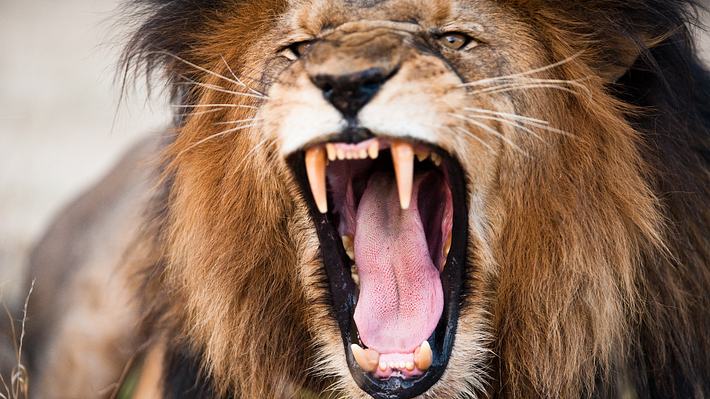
[287,130,468,399]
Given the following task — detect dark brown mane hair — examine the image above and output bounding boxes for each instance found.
[120,0,710,398]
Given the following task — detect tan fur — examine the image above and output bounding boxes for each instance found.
[22,1,709,398]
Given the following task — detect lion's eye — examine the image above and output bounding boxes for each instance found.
[437,33,473,50]
[284,40,314,60]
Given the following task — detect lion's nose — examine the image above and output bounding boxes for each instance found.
[311,67,396,120]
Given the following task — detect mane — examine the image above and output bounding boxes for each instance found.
[120,1,710,398]
[500,2,710,397]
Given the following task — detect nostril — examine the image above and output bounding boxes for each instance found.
[311,67,397,119]
[360,82,381,98]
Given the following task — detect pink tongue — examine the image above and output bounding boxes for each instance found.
[353,172,443,354]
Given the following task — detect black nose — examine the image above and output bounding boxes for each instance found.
[311,67,395,120]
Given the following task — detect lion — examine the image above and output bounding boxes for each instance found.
[12,0,709,398]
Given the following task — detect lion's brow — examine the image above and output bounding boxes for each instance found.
[344,0,388,8]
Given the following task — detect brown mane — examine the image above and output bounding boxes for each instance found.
[115,1,710,398]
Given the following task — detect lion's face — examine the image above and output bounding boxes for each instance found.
[257,1,567,397]
[162,0,664,397]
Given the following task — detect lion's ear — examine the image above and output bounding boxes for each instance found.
[598,33,666,82]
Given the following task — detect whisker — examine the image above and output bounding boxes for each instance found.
[449,113,527,155]
[463,108,550,125]
[220,55,267,97]
[176,107,226,118]
[214,117,264,126]
[171,103,258,110]
[461,77,590,94]
[467,83,586,98]
[233,137,277,172]
[464,114,545,142]
[177,123,259,158]
[151,51,268,98]
[465,109,575,138]
[516,77,591,94]
[460,52,584,87]
[177,76,266,100]
[450,126,495,154]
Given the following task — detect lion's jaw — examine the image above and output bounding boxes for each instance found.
[262,14,499,399]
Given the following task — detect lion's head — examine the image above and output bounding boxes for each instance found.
[125,0,710,398]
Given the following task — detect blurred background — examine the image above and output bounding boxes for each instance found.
[0,1,708,305]
[0,0,171,304]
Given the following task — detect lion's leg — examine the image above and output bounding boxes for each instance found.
[23,137,158,398]
[32,264,139,398]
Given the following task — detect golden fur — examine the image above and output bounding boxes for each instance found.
[17,0,709,398]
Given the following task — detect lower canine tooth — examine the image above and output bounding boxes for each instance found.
[444,235,452,258]
[351,264,359,286]
[342,235,355,260]
[391,141,414,210]
[351,344,380,373]
[305,147,328,213]
[414,341,433,371]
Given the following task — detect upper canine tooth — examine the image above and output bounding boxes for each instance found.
[368,141,379,159]
[351,344,380,373]
[414,341,433,371]
[325,144,336,161]
[305,147,328,213]
[431,152,442,166]
[391,141,414,210]
[342,235,355,260]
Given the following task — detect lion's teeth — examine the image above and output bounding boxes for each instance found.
[405,361,415,371]
[359,149,368,159]
[351,344,380,373]
[378,360,388,371]
[414,341,433,371]
[431,152,442,167]
[336,148,346,160]
[351,264,360,286]
[443,235,452,259]
[391,141,414,210]
[305,147,328,213]
[368,141,379,159]
[415,148,430,162]
[342,235,355,259]
[325,144,336,161]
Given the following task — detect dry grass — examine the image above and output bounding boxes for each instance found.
[0,281,34,399]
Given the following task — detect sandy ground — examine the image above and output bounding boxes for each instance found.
[0,2,708,305]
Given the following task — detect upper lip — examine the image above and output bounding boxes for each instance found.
[286,132,469,399]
